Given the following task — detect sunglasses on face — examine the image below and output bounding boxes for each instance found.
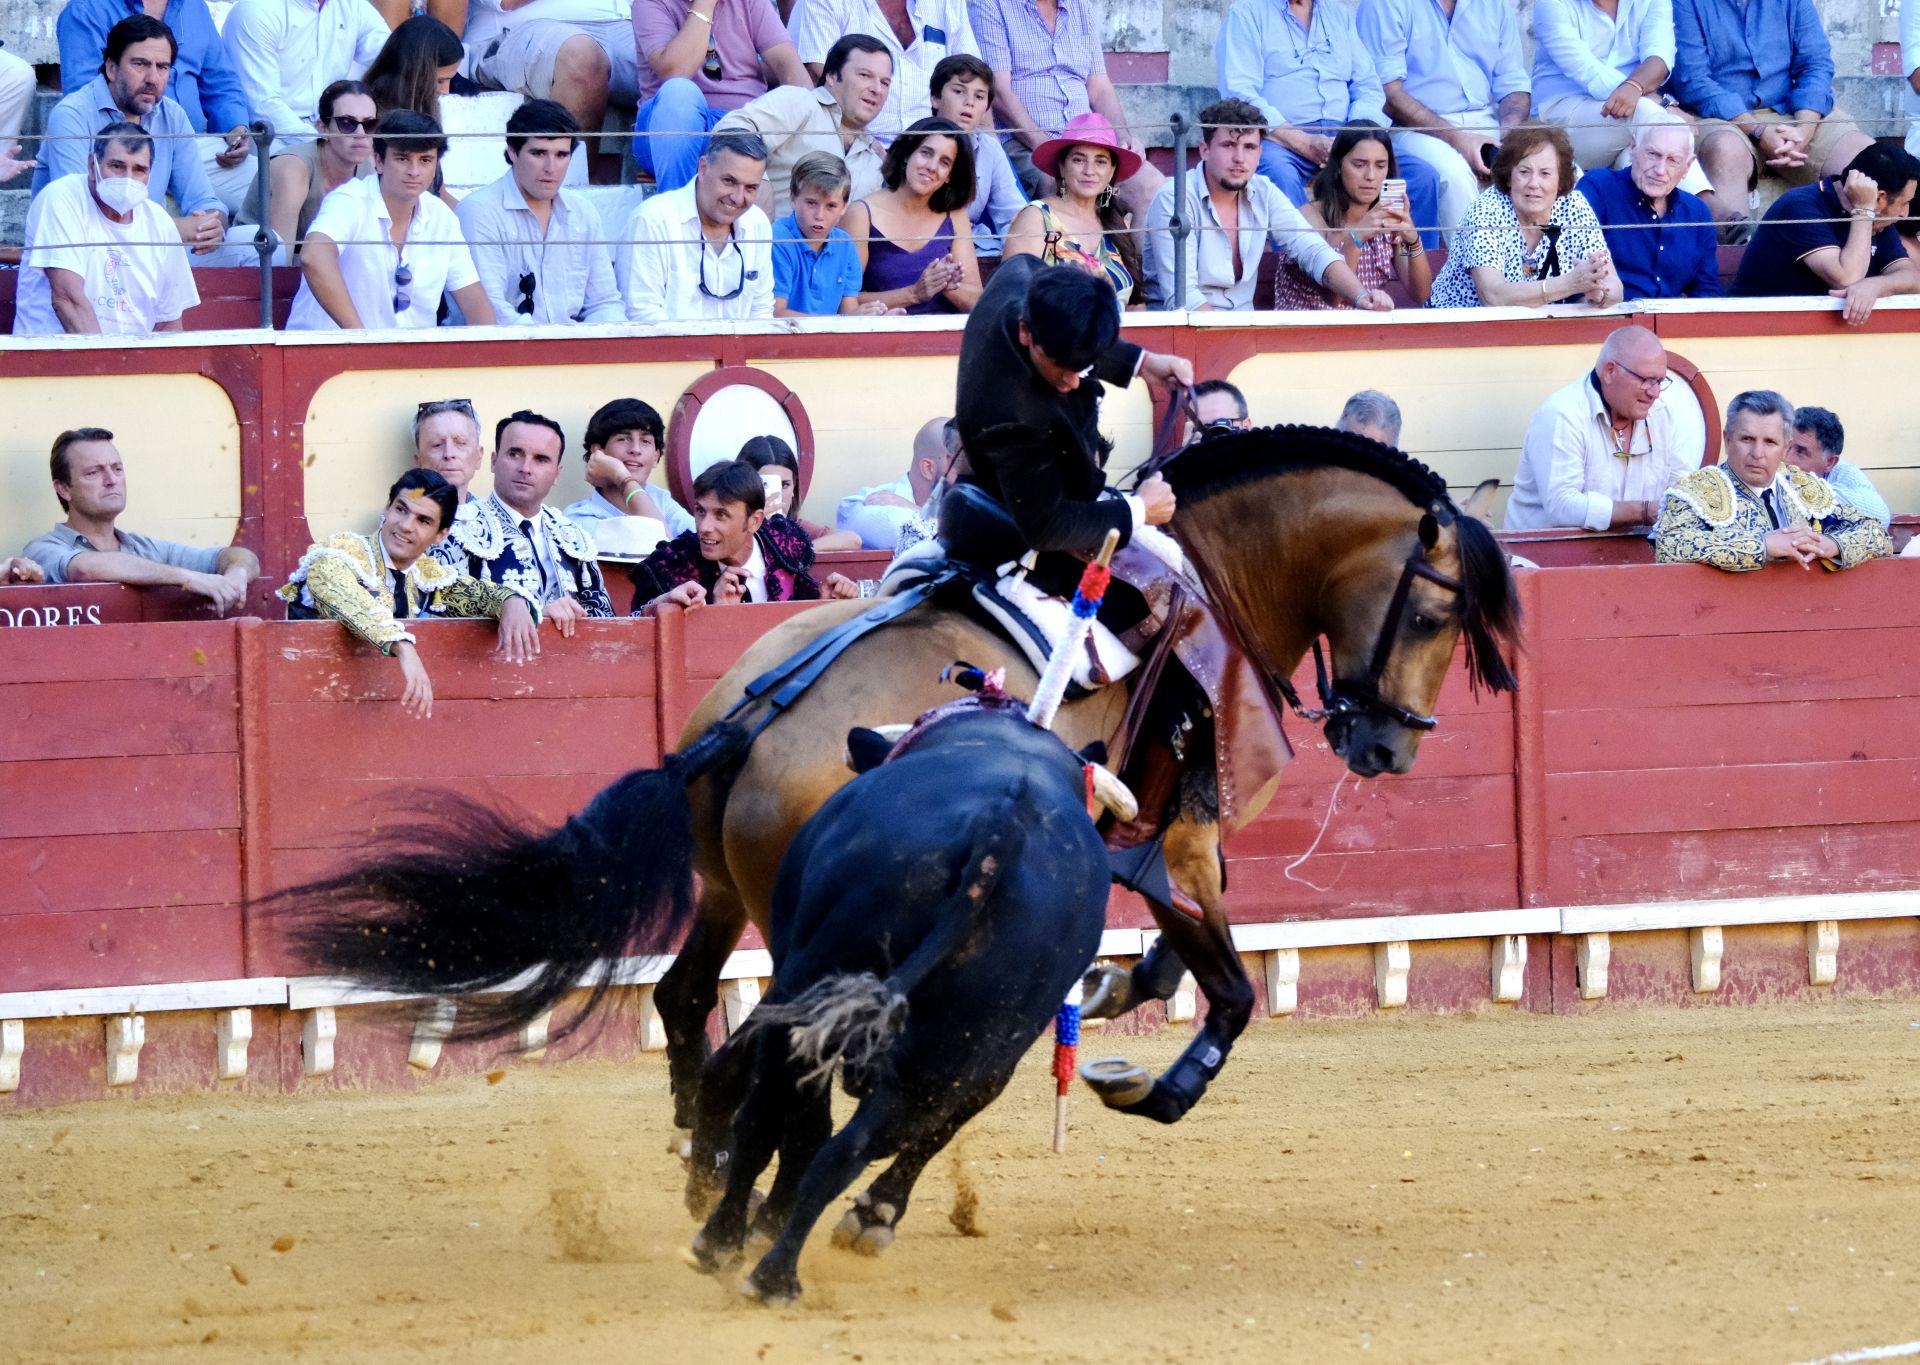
[517,271,537,315]
[393,262,413,314]
[330,115,374,134]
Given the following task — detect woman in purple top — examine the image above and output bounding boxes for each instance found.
[842,116,983,314]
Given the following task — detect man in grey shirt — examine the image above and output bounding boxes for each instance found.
[23,427,261,614]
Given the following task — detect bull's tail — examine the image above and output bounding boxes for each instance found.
[261,721,752,1042]
[745,779,1031,1090]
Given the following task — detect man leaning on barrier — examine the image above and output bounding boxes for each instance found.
[1654,390,1891,572]
[21,428,261,613]
[280,470,540,722]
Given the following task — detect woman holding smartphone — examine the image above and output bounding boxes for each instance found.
[738,435,862,550]
[1276,123,1432,310]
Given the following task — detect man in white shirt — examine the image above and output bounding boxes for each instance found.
[837,415,951,549]
[790,0,976,135]
[713,34,890,218]
[223,0,389,148]
[1145,100,1390,311]
[1506,325,1701,531]
[14,125,200,337]
[617,128,774,324]
[288,110,496,330]
[455,99,623,325]
[463,0,639,143]
[563,397,698,553]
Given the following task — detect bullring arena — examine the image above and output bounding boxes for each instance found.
[7,301,1920,1362]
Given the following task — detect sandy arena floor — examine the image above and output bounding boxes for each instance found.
[5,1001,1920,1365]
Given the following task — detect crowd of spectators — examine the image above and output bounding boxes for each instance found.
[10,0,1920,336]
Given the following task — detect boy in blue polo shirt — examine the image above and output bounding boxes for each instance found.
[772,153,885,317]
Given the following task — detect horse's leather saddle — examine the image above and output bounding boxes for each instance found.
[881,484,1141,693]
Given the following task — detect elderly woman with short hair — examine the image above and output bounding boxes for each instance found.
[1426,125,1624,309]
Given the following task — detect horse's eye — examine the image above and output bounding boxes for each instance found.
[1410,612,1442,635]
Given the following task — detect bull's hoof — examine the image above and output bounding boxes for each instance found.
[668,1127,693,1161]
[830,1194,898,1257]
[683,1169,723,1221]
[742,1263,802,1304]
[1079,962,1133,1020]
[1080,1056,1154,1109]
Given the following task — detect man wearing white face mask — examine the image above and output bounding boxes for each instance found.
[14,123,199,336]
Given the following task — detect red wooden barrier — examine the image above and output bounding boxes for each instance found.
[0,622,244,991]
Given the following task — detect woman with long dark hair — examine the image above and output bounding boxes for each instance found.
[363,16,465,128]
[841,116,982,315]
[1276,121,1432,309]
[738,435,862,549]
[1001,112,1142,308]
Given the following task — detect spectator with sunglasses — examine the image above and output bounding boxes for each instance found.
[288,110,496,330]
[456,99,623,325]
[1425,124,1621,309]
[246,80,375,265]
[631,0,811,194]
[1506,325,1700,531]
[617,128,774,324]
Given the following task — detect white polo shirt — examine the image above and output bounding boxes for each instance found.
[1506,371,1702,531]
[615,181,774,326]
[14,174,200,336]
[286,175,483,331]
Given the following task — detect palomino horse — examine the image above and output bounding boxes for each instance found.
[275,427,1518,1216]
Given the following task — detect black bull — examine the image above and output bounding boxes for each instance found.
[683,700,1109,1302]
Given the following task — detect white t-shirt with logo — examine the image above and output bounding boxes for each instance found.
[14,174,200,336]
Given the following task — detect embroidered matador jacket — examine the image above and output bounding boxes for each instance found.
[278,532,534,653]
[1653,464,1892,572]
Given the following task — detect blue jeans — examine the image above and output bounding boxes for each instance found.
[634,78,723,190]
[1257,122,1444,251]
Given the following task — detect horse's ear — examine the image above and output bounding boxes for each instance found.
[1418,513,1440,550]
[1461,478,1500,521]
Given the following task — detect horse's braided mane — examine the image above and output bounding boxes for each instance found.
[1155,424,1454,513]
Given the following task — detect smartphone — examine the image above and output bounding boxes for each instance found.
[1382,177,1407,205]
[760,472,784,510]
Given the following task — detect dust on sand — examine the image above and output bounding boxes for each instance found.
[5,1001,1920,1365]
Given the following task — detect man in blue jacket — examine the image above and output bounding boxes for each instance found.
[59,0,255,215]
[1669,0,1871,229]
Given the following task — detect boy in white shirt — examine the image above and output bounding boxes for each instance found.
[14,123,199,336]
[288,109,496,330]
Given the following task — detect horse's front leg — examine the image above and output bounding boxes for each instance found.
[1081,812,1252,1125]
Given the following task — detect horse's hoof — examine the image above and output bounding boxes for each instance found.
[682,1232,742,1276]
[1080,1056,1154,1109]
[742,1265,802,1305]
[668,1127,693,1161]
[1079,962,1133,1021]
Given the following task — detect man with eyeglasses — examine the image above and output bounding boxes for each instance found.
[617,127,774,324]
[455,99,623,326]
[288,110,498,330]
[1575,114,1722,301]
[1506,324,1702,532]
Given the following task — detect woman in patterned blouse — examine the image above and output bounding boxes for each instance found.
[1276,123,1433,310]
[1001,113,1143,308]
[1426,125,1624,310]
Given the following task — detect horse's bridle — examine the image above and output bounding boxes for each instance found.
[1138,390,1465,736]
[1274,526,1463,734]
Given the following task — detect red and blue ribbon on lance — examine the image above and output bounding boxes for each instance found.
[1032,531,1118,1153]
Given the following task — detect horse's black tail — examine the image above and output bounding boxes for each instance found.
[263,720,752,1043]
